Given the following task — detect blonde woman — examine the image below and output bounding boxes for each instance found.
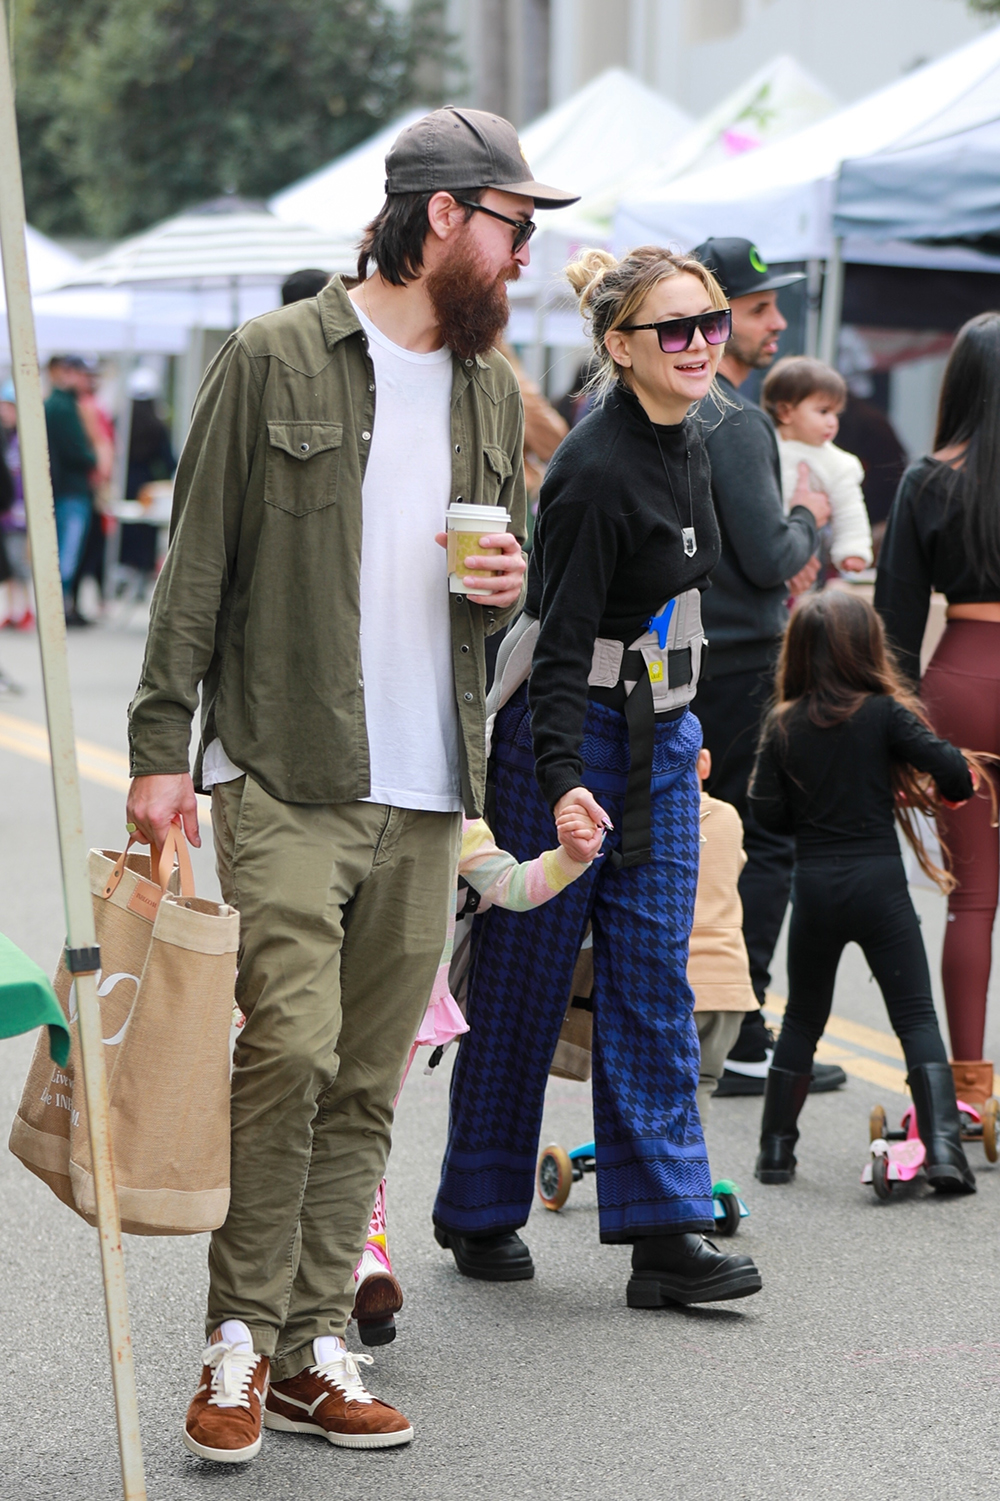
[434,247,763,1309]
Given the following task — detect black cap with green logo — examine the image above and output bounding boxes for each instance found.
[385,107,579,209]
[690,237,805,300]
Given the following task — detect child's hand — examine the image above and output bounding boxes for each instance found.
[555,805,605,864]
[839,556,867,572]
[940,761,980,810]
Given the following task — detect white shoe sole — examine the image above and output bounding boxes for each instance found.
[183,1427,262,1463]
[263,1408,413,1448]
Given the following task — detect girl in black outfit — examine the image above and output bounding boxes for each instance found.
[750,590,977,1194]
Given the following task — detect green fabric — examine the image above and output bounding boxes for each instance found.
[128,275,528,816]
[0,933,70,1066]
[44,387,96,501]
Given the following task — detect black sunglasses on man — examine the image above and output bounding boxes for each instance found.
[453,198,537,254]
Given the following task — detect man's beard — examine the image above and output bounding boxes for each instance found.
[728,328,778,370]
[425,233,519,361]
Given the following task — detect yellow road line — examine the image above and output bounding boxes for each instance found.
[765,993,1000,1098]
[0,710,210,810]
[766,991,905,1060]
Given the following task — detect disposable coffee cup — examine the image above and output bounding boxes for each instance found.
[446,502,511,594]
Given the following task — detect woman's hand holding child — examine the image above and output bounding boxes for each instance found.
[554,786,609,864]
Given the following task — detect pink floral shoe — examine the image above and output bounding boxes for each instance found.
[351,1179,403,1346]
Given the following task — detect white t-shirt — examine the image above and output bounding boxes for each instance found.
[203,305,462,812]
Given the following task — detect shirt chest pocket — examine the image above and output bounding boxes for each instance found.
[482,444,512,504]
[264,421,343,516]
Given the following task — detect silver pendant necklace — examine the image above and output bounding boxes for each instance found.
[649,420,697,558]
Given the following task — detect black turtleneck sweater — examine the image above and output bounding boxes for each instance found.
[526,386,721,808]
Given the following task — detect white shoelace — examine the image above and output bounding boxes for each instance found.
[203,1338,261,1410]
[313,1349,376,1406]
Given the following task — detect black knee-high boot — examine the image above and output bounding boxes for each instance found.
[755,1067,812,1184]
[907,1063,976,1195]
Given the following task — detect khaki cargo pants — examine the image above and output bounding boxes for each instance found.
[207,774,460,1379]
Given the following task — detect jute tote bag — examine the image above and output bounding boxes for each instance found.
[9,828,239,1235]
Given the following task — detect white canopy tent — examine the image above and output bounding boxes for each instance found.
[514,55,837,353]
[58,198,354,312]
[565,55,835,248]
[56,198,363,430]
[615,26,1000,272]
[504,69,693,346]
[2,228,191,360]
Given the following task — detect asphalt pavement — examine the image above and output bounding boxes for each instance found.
[1,619,999,1501]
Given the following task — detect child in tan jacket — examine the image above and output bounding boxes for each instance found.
[689,748,759,1119]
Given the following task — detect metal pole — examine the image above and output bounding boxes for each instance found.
[0,12,147,1500]
[818,238,845,367]
[805,258,822,358]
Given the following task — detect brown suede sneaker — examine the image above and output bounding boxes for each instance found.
[183,1322,269,1463]
[265,1340,413,1449]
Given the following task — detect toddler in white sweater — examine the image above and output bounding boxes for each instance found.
[762,355,873,573]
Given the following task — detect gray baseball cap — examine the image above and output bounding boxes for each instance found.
[385,107,579,209]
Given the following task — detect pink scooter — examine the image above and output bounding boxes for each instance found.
[863,1096,999,1200]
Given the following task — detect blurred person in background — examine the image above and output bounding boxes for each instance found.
[74,360,115,619]
[281,268,330,305]
[876,312,1000,1084]
[0,419,23,693]
[0,379,33,631]
[555,356,599,429]
[498,342,567,543]
[835,327,907,558]
[120,365,175,580]
[689,237,843,1098]
[44,355,95,626]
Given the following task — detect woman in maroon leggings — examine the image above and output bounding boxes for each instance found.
[876,312,1000,1077]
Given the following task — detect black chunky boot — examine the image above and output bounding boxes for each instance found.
[627,1233,762,1307]
[907,1062,977,1195]
[433,1225,535,1280]
[755,1067,812,1184]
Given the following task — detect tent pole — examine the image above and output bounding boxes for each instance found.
[0,13,147,1500]
[805,258,822,357]
[818,238,844,367]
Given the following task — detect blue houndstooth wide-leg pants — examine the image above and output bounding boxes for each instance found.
[433,685,714,1242]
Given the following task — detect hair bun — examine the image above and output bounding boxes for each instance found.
[565,248,618,311]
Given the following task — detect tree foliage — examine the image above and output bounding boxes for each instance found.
[14,0,449,238]
[968,0,1000,11]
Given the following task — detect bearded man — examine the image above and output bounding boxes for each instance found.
[689,237,842,1096]
[125,108,577,1465]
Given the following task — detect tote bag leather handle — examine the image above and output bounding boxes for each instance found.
[103,822,196,901]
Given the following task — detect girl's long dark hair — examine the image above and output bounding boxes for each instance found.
[934,311,1000,586]
[765,591,994,892]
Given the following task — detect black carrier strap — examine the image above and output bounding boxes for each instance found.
[613,673,656,869]
[610,647,693,869]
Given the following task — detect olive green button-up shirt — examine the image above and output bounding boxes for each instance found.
[128,277,527,815]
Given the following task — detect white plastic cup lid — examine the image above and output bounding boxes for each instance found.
[447,502,510,526]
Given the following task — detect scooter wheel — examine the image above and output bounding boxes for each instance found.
[871,1153,893,1200]
[715,1192,742,1237]
[869,1105,888,1143]
[982,1097,999,1164]
[537,1145,573,1211]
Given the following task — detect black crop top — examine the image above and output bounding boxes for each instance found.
[748,693,973,859]
[874,456,1000,685]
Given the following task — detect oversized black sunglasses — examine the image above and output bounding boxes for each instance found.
[620,307,732,353]
[453,198,537,254]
